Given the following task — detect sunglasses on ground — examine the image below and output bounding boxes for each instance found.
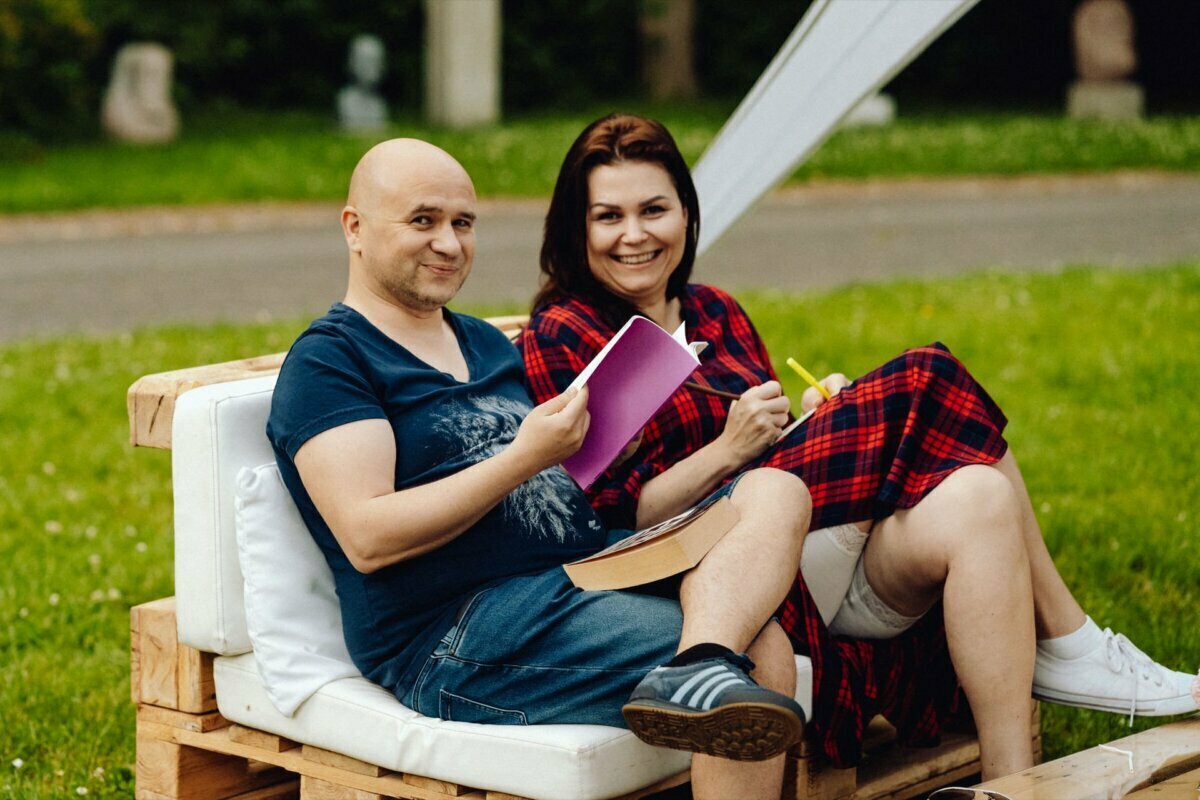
[927,789,1014,800]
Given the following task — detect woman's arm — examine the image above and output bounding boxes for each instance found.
[634,381,790,527]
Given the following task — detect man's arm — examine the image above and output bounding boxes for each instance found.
[295,387,589,573]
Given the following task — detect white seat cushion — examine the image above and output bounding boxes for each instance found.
[215,652,692,800]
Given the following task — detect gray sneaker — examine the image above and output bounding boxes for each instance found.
[621,653,805,761]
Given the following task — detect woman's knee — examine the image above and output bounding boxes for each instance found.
[730,468,811,537]
[936,465,1027,560]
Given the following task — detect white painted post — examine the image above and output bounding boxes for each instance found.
[424,0,502,128]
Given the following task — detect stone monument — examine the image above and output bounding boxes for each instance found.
[101,43,180,144]
[338,35,389,132]
[1067,0,1144,120]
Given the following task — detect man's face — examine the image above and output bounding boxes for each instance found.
[353,161,477,313]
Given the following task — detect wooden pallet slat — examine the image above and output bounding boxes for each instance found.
[131,597,216,713]
[301,745,387,778]
[230,725,301,753]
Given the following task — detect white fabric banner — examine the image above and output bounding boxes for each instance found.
[693,0,982,254]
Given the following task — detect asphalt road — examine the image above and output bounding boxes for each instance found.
[2,173,1198,341]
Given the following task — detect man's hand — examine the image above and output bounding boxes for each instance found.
[511,386,591,473]
[715,381,791,465]
[800,373,851,413]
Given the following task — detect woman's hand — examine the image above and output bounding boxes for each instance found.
[800,373,851,413]
[715,381,791,465]
[512,387,591,473]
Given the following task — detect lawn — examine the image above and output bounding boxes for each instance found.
[2,106,1199,213]
[1,264,1197,797]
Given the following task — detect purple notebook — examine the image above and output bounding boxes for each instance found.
[563,316,704,489]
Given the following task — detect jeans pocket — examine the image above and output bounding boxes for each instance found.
[439,690,528,725]
[435,587,496,657]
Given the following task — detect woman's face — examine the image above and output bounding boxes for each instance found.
[585,160,687,309]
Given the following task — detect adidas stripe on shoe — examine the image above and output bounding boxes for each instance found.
[621,653,805,761]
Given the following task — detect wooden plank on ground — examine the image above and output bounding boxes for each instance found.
[1123,765,1200,798]
[977,718,1200,799]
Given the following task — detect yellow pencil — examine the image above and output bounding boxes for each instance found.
[786,357,832,400]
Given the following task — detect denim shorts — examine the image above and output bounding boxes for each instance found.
[400,562,682,727]
[400,478,744,728]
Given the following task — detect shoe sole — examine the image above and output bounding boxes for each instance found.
[621,699,803,761]
[1032,686,1199,716]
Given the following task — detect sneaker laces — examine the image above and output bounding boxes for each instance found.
[1100,628,1168,726]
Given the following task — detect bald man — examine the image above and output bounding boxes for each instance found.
[267,140,811,798]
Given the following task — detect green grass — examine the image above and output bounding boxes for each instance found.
[1,264,1198,796]
[3,106,1199,213]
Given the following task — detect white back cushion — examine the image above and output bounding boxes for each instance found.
[234,462,361,715]
[173,376,278,654]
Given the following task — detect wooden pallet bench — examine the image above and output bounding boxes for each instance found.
[128,313,1041,800]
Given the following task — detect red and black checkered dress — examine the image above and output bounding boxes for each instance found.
[519,284,1011,767]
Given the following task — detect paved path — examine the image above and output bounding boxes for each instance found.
[2,173,1198,341]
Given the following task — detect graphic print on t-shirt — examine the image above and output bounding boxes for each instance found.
[434,394,602,544]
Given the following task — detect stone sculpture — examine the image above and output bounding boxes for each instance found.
[338,35,389,132]
[1067,0,1143,120]
[101,43,180,144]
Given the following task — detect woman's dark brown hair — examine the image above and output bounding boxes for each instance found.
[533,113,701,328]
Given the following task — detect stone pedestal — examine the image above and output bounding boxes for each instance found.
[843,93,896,128]
[424,0,501,128]
[1067,80,1144,120]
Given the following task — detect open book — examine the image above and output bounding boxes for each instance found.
[563,495,739,591]
[563,315,706,489]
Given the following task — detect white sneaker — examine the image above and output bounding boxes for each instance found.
[1034,627,1200,722]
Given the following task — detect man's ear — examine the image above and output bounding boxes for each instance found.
[342,206,363,253]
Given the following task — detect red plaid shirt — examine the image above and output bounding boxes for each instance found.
[521,284,1010,766]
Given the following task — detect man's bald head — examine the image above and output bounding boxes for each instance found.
[341,138,478,315]
[347,138,474,214]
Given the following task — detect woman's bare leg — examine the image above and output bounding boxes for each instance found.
[991,451,1087,639]
[862,465,1035,780]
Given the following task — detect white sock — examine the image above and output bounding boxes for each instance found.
[801,524,868,626]
[1038,615,1103,660]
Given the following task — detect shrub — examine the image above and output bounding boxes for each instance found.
[0,0,99,142]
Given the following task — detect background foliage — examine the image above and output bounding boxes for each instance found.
[2,0,1198,146]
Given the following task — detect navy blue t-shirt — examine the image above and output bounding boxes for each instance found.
[267,303,607,693]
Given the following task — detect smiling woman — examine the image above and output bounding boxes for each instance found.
[518,112,1200,781]
[584,161,688,327]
